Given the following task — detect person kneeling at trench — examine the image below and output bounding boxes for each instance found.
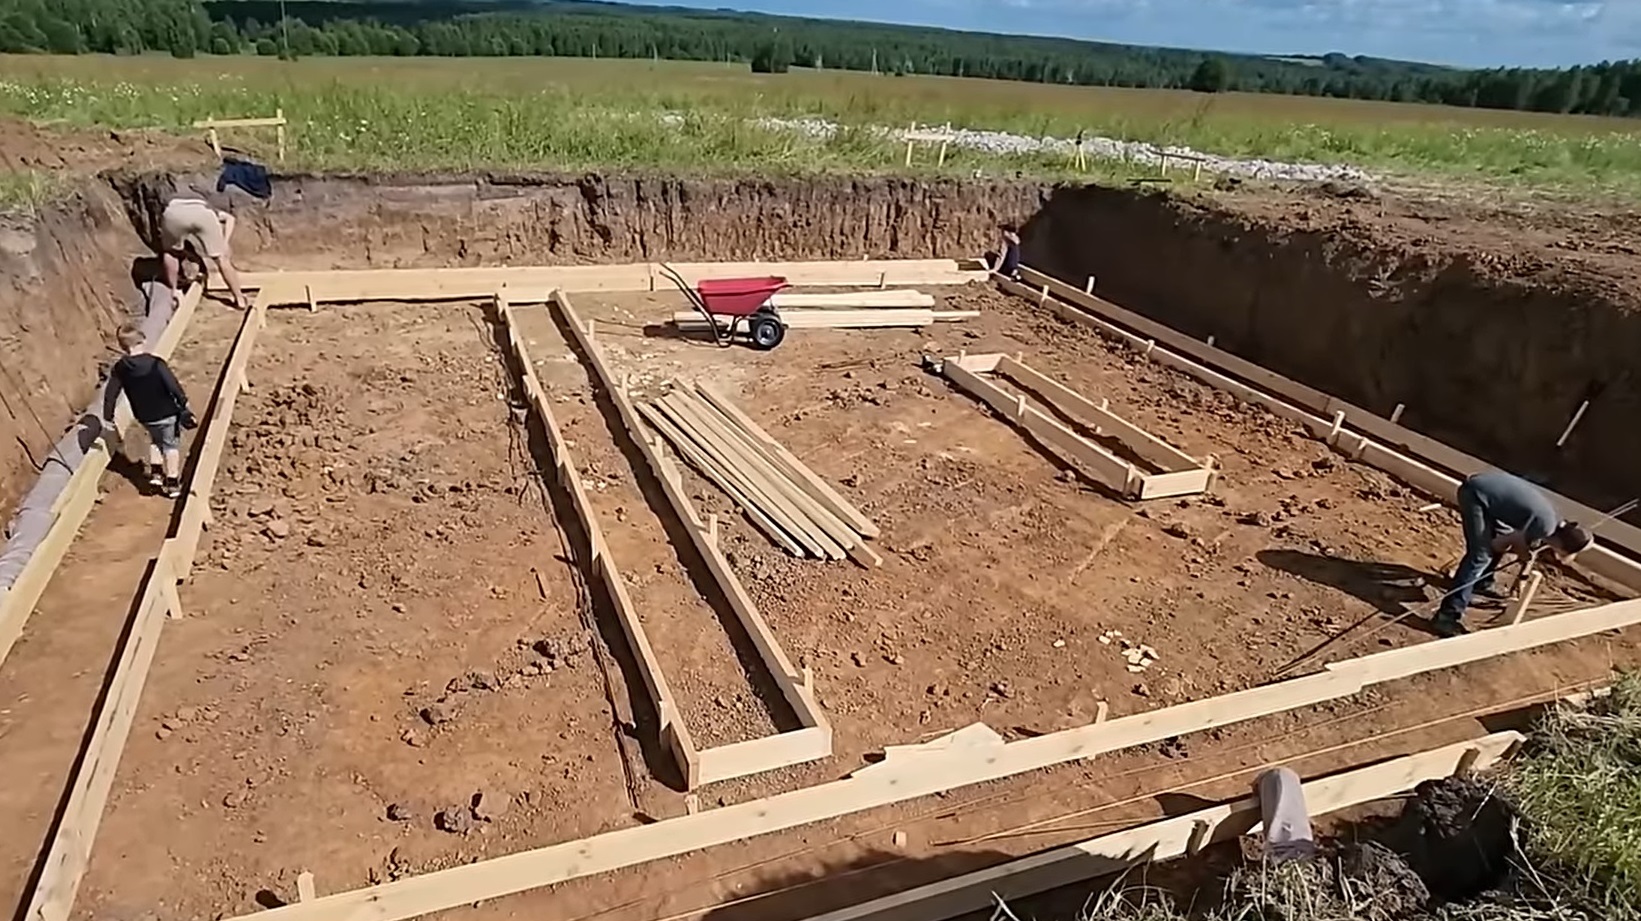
[104,326,197,500]
[1431,471,1592,637]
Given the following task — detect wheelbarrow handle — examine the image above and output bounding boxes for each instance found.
[658,263,727,347]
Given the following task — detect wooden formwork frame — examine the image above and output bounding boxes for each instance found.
[943,352,1214,500]
[808,731,1524,921]
[541,290,832,787]
[0,282,204,672]
[25,287,280,921]
[10,258,962,921]
[193,111,287,162]
[1001,267,1641,595]
[212,591,1641,921]
[498,295,831,788]
[23,259,1641,921]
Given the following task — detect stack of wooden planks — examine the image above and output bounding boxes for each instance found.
[635,383,882,567]
[671,288,978,333]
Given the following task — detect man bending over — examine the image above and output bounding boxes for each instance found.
[1433,471,1592,637]
[161,194,249,310]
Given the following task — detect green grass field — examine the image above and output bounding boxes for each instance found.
[3,54,1641,196]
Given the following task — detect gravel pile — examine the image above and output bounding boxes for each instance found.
[753,115,1374,183]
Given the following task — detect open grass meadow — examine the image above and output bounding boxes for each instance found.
[4,53,1641,196]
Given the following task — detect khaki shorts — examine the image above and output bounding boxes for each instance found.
[161,199,228,259]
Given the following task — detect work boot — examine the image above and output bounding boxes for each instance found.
[162,477,182,500]
[1431,614,1469,638]
[1474,584,1511,602]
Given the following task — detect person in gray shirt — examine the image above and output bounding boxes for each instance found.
[1433,471,1592,636]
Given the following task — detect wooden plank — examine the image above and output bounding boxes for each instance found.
[244,260,981,301]
[0,282,204,672]
[220,589,1641,921]
[172,293,270,578]
[498,303,699,787]
[997,356,1200,473]
[948,352,1003,374]
[551,292,830,751]
[597,551,700,788]
[1330,597,1641,685]
[247,266,656,302]
[1136,468,1214,500]
[769,291,936,308]
[660,260,983,289]
[634,403,808,558]
[697,726,834,786]
[694,383,879,539]
[1015,266,1641,565]
[943,362,1136,494]
[25,548,180,921]
[650,397,835,560]
[668,391,864,560]
[806,732,1524,921]
[192,115,287,128]
[0,480,99,668]
[673,310,978,331]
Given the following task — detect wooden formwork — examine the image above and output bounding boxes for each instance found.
[498,294,832,789]
[20,257,1641,921]
[1000,268,1641,595]
[210,593,1641,921]
[547,290,831,786]
[0,283,204,672]
[24,286,283,921]
[943,352,1214,500]
[6,257,969,921]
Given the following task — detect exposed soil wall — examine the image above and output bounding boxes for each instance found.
[143,172,1050,269]
[1024,185,1641,513]
[0,186,147,518]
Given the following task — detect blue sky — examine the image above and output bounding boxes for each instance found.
[630,0,1628,68]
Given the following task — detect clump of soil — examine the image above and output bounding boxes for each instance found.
[1396,776,1518,901]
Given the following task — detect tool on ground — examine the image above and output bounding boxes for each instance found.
[658,263,789,350]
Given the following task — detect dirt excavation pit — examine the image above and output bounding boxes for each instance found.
[8,174,1641,921]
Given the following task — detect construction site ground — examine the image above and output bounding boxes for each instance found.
[5,280,1639,921]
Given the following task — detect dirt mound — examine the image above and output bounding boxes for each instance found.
[1398,776,1518,901]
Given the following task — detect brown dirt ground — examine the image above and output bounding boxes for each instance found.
[7,281,1626,921]
[6,116,1641,919]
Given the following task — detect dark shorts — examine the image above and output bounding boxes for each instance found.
[143,416,181,453]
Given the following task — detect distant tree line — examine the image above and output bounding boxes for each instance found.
[6,0,1641,117]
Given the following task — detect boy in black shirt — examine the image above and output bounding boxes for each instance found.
[105,326,194,499]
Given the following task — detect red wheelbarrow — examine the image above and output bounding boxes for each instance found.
[660,264,789,350]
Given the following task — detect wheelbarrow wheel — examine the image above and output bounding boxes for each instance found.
[748,313,786,350]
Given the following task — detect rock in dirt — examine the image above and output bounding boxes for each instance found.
[386,803,413,822]
[472,791,510,822]
[264,519,292,540]
[420,702,457,726]
[435,805,474,834]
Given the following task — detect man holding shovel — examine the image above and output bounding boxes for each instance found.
[1432,471,1592,637]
